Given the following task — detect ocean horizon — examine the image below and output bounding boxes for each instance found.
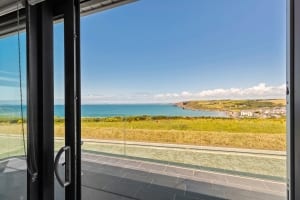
[0,104,227,118]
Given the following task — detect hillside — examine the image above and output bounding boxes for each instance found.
[175,99,286,113]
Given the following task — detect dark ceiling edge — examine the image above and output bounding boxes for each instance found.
[80,0,136,17]
[0,9,25,39]
[0,0,137,39]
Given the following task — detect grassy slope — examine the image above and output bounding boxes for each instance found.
[176,99,286,112]
[0,116,286,151]
[67,117,286,150]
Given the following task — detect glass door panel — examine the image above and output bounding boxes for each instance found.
[80,1,287,200]
[54,22,66,200]
[0,31,27,199]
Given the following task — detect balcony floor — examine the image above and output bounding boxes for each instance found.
[0,153,286,200]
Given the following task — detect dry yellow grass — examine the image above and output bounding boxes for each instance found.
[0,117,286,151]
[76,128,286,150]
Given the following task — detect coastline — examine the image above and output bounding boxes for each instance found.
[174,102,232,117]
[174,99,286,119]
[0,104,227,118]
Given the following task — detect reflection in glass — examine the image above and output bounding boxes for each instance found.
[0,31,27,199]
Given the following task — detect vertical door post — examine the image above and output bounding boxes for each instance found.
[64,0,81,199]
[26,1,54,200]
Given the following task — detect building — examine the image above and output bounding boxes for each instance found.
[240,111,253,117]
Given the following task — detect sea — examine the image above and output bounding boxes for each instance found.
[0,104,227,118]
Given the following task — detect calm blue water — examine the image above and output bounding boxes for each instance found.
[0,104,226,118]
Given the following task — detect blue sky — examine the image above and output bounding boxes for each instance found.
[0,0,286,104]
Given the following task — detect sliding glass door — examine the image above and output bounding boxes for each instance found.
[0,26,27,199]
[80,1,287,200]
[26,1,81,199]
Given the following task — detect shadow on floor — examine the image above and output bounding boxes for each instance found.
[81,161,284,200]
[0,159,285,200]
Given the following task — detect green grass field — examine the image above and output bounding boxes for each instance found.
[0,116,285,151]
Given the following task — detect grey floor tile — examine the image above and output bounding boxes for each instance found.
[82,171,121,190]
[135,184,176,200]
[83,154,99,161]
[123,170,152,184]
[183,192,228,200]
[225,188,285,200]
[139,162,166,172]
[116,159,141,168]
[6,158,26,170]
[225,176,267,190]
[0,156,287,200]
[165,166,194,177]
[82,186,135,200]
[96,164,126,177]
[103,178,147,198]
[150,173,180,188]
[194,171,227,183]
[263,181,286,193]
[175,193,202,200]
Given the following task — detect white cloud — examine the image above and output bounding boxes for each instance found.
[154,83,286,102]
[79,83,286,104]
[0,70,15,75]
[181,91,192,96]
[0,76,18,82]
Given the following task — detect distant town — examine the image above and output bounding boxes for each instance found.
[227,107,286,118]
[175,99,286,118]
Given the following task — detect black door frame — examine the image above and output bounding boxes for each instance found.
[26,0,81,199]
[64,0,81,199]
[287,0,300,199]
[26,1,54,200]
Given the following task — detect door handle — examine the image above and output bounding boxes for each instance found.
[54,146,71,187]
